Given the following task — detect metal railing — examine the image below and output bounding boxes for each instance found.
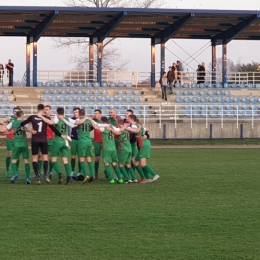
[0,69,9,86]
[1,104,260,129]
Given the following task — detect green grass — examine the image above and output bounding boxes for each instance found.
[0,148,260,260]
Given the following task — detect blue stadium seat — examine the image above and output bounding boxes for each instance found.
[174,83,181,88]
[85,89,92,95]
[176,90,182,96]
[224,90,231,96]
[51,96,58,102]
[102,90,108,95]
[118,96,124,102]
[77,89,85,95]
[256,84,260,89]
[241,97,249,103]
[183,97,191,103]
[110,96,116,102]
[242,104,249,110]
[37,82,44,87]
[216,90,223,96]
[200,110,206,117]
[191,90,198,96]
[191,83,198,88]
[217,97,224,103]
[53,82,60,87]
[93,82,100,88]
[85,97,91,102]
[117,82,125,88]
[248,83,254,89]
[215,83,222,88]
[76,97,83,102]
[68,97,75,102]
[70,82,76,88]
[101,82,108,87]
[110,82,116,88]
[134,90,141,96]
[85,82,92,88]
[69,90,75,95]
[209,110,217,117]
[134,97,141,103]
[192,111,200,116]
[126,90,133,95]
[207,83,213,88]
[200,97,207,103]
[199,90,206,96]
[45,82,52,87]
[208,90,214,96]
[126,97,133,103]
[224,97,233,102]
[225,111,234,117]
[240,83,246,89]
[184,110,191,116]
[192,97,199,102]
[199,83,206,88]
[59,96,66,102]
[223,83,229,88]
[42,96,50,102]
[243,111,251,117]
[101,96,108,102]
[94,90,101,95]
[78,82,85,88]
[233,97,240,103]
[175,97,183,103]
[249,97,257,103]
[44,89,51,94]
[93,96,100,102]
[231,83,238,88]
[61,89,68,95]
[183,90,190,96]
[224,104,233,110]
[61,82,68,87]
[183,83,190,88]
[117,90,124,95]
[208,105,216,110]
[208,96,216,103]
[125,82,132,88]
[8,104,15,109]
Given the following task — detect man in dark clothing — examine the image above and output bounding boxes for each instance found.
[167,66,174,94]
[176,60,181,83]
[197,62,206,84]
[0,63,4,86]
[5,59,14,86]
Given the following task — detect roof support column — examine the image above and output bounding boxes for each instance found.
[26,40,31,87]
[161,43,165,77]
[222,43,227,84]
[211,42,216,84]
[33,41,37,87]
[151,41,156,88]
[97,42,103,84]
[89,38,94,83]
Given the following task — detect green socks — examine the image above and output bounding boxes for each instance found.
[80,162,88,177]
[6,157,11,172]
[95,161,99,174]
[136,165,145,179]
[78,160,81,173]
[49,160,53,173]
[71,158,76,171]
[142,167,150,179]
[113,165,122,180]
[53,162,62,175]
[119,166,129,181]
[127,167,137,180]
[143,165,156,177]
[38,160,42,173]
[105,166,113,181]
[64,163,71,177]
[25,163,30,179]
[11,163,17,175]
[88,162,95,177]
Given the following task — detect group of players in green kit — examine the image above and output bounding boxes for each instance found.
[0,104,159,185]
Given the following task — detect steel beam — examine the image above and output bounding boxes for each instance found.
[212,14,260,45]
[152,13,195,44]
[97,42,103,84]
[26,39,31,87]
[151,42,156,88]
[33,42,37,87]
[161,43,165,77]
[28,10,59,42]
[89,38,94,83]
[222,43,227,84]
[211,41,217,84]
[92,11,127,43]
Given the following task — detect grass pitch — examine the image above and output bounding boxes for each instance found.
[0,148,260,260]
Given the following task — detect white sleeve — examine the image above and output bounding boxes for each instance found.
[96,123,109,127]
[63,118,77,128]
[6,122,12,130]
[130,124,138,129]
[113,127,121,132]
[52,116,59,124]
[99,127,105,132]
[68,118,76,124]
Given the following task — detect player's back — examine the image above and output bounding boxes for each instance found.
[12,120,27,145]
[118,129,131,152]
[77,119,93,141]
[53,117,69,142]
[101,129,116,151]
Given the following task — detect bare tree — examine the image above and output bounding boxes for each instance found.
[53,0,164,70]
[208,57,241,72]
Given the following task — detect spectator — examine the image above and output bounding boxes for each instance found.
[197,62,206,84]
[167,66,174,94]
[159,71,168,101]
[172,63,178,84]
[0,62,4,86]
[176,60,181,83]
[5,59,14,86]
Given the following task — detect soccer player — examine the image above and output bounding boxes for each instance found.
[0,111,31,184]
[127,115,160,182]
[70,107,81,177]
[38,107,74,185]
[0,106,21,178]
[58,109,95,183]
[89,116,124,184]
[20,104,67,185]
[93,109,103,179]
[117,118,137,183]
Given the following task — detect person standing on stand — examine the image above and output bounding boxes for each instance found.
[0,62,4,86]
[159,72,168,101]
[5,59,14,86]
[166,66,174,95]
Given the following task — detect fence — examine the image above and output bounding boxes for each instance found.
[0,69,9,86]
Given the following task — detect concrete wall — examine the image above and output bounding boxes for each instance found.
[145,122,260,139]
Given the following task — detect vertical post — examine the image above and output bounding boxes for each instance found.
[160,43,165,77]
[89,37,94,83]
[26,40,31,87]
[97,42,103,84]
[151,41,156,88]
[222,43,227,84]
[211,41,216,84]
[33,41,37,87]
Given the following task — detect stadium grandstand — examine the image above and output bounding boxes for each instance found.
[1,6,260,139]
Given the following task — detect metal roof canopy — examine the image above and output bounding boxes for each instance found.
[0,6,260,44]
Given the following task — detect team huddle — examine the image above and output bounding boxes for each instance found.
[0,104,159,185]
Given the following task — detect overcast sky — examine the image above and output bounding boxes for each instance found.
[1,0,260,81]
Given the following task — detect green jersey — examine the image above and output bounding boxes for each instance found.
[108,117,117,126]
[54,117,69,142]
[77,119,93,140]
[118,129,131,152]
[101,129,116,151]
[7,120,27,145]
